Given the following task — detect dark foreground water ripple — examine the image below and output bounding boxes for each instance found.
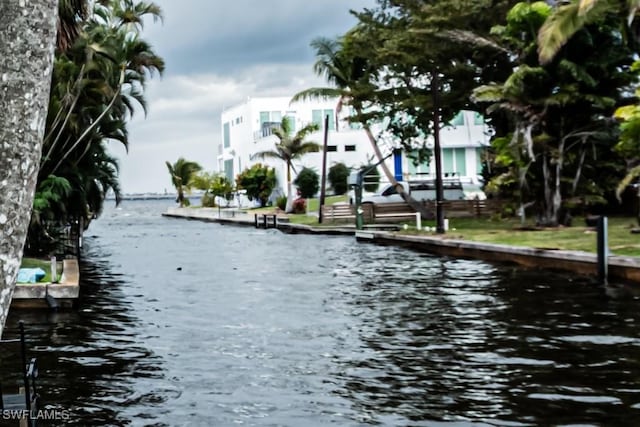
[3,200,640,426]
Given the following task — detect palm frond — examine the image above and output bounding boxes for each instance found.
[538,0,608,64]
[291,87,342,104]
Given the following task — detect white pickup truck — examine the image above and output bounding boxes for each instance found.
[354,177,485,205]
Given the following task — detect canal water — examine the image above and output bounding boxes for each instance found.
[3,200,640,426]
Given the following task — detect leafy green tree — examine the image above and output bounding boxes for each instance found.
[537,0,639,64]
[25,176,72,256]
[236,164,276,207]
[166,158,202,207]
[303,0,516,219]
[210,174,235,206]
[291,36,418,211]
[253,116,320,212]
[294,167,320,199]
[328,162,350,195]
[193,172,235,207]
[32,0,164,240]
[473,1,635,225]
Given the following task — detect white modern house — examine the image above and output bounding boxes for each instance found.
[218,96,490,200]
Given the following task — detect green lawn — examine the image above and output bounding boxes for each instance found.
[409,216,640,257]
[306,195,347,213]
[240,195,348,217]
[19,257,64,283]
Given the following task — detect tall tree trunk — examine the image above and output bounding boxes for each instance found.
[285,163,293,212]
[541,152,557,226]
[0,0,59,337]
[552,138,565,225]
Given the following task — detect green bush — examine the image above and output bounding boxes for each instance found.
[236,163,276,207]
[276,195,287,210]
[294,167,319,198]
[328,162,350,195]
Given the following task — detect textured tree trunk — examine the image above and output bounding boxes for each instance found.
[285,163,293,212]
[0,0,59,337]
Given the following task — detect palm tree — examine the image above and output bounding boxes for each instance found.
[166,158,203,207]
[253,117,321,212]
[538,0,640,64]
[291,37,431,218]
[0,0,60,336]
[57,0,90,52]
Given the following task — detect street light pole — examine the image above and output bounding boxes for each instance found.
[432,69,445,234]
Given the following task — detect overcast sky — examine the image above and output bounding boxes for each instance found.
[112,0,376,194]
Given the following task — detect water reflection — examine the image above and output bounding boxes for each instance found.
[2,200,640,425]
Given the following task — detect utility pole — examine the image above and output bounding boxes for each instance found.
[318,114,329,223]
[432,70,445,234]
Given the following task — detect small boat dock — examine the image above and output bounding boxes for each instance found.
[11,259,80,309]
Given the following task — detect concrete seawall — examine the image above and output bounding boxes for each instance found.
[355,231,640,284]
[162,207,640,284]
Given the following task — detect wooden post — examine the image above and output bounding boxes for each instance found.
[50,256,57,283]
[262,214,267,229]
[597,216,608,284]
[254,214,258,228]
[318,115,329,224]
[432,70,445,234]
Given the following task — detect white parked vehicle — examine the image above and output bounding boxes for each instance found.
[356,177,485,205]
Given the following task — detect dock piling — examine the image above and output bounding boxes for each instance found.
[597,216,609,284]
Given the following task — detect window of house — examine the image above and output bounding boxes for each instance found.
[224,159,234,182]
[344,145,356,152]
[442,148,454,173]
[223,122,230,148]
[327,145,337,152]
[455,148,467,176]
[324,109,334,130]
[312,109,323,127]
[473,112,484,125]
[442,148,467,176]
[259,111,270,126]
[449,112,465,127]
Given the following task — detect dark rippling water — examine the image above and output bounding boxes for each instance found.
[3,200,640,426]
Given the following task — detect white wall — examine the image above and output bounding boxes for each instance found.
[220,97,490,198]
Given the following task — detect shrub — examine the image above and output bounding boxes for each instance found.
[292,197,306,214]
[236,163,276,207]
[328,162,350,195]
[294,167,319,198]
[276,195,287,211]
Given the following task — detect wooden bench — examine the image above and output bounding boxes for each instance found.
[369,202,424,225]
[321,204,355,222]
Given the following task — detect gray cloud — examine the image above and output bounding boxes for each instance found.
[115,0,377,194]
